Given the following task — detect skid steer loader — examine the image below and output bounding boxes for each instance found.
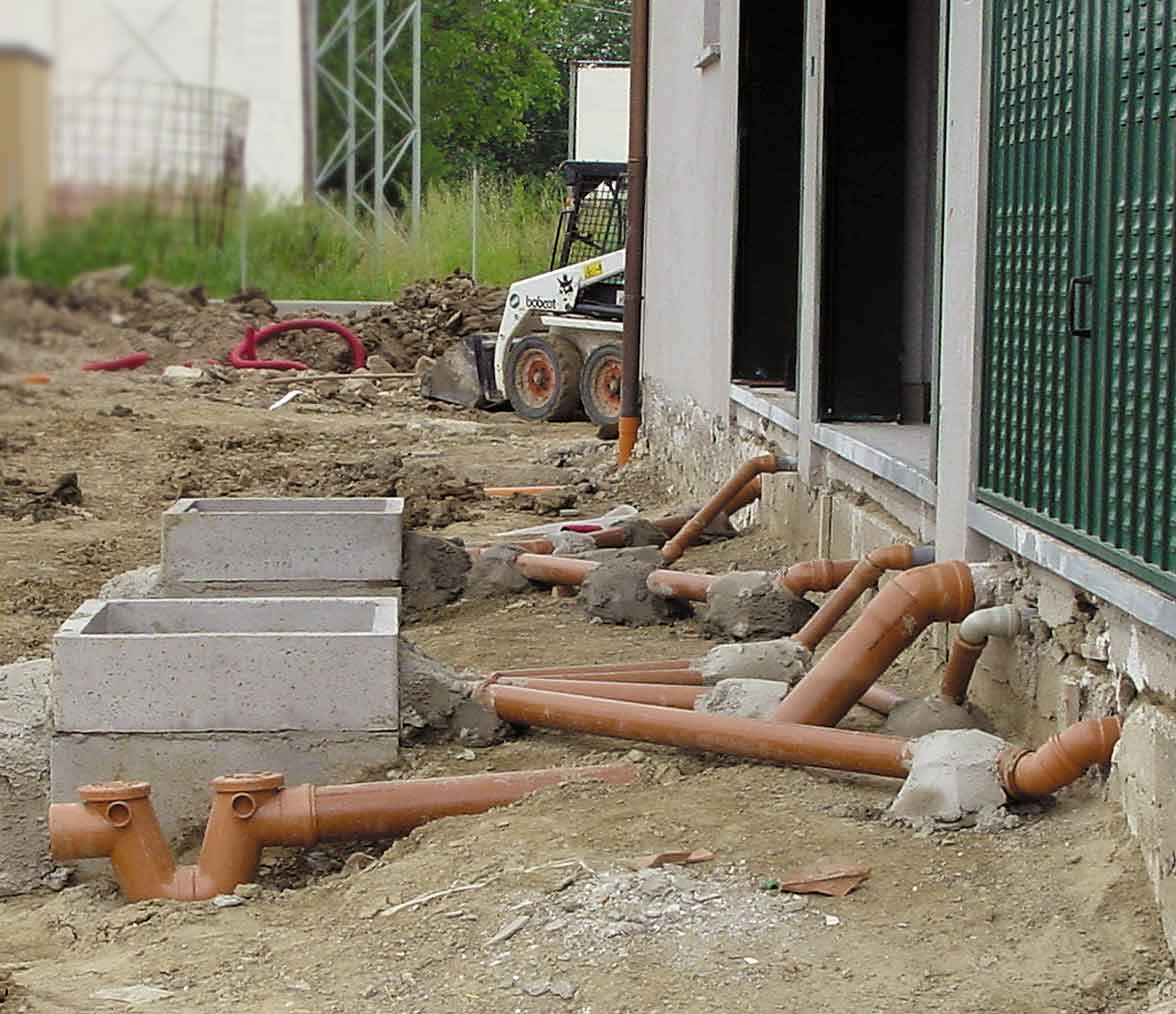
[423,161,627,425]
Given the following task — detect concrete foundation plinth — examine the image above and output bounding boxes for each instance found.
[53,597,399,733]
[161,497,403,588]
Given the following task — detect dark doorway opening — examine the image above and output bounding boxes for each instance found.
[820,2,939,422]
[731,0,805,388]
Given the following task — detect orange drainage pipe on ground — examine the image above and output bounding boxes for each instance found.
[489,659,694,678]
[494,677,704,709]
[791,544,935,651]
[661,453,797,565]
[480,684,913,778]
[49,765,637,902]
[999,716,1121,798]
[773,561,975,728]
[490,664,903,716]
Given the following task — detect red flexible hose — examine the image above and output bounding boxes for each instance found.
[82,352,152,372]
[230,319,367,372]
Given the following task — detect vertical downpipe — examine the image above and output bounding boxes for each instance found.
[619,0,650,464]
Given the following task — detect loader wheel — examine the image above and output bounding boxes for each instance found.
[579,343,623,426]
[505,336,584,421]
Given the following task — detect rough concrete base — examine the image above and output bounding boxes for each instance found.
[398,638,507,746]
[577,546,666,566]
[51,730,400,843]
[0,660,51,896]
[551,530,597,555]
[701,572,816,641]
[1115,703,1176,956]
[694,678,792,718]
[580,560,691,627]
[606,518,668,548]
[887,730,1007,824]
[694,638,811,684]
[883,697,992,738]
[401,532,470,614]
[465,544,534,599]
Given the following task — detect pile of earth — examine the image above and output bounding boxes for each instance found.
[0,471,82,522]
[0,269,506,375]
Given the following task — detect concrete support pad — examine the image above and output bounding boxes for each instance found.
[0,660,51,895]
[161,497,403,586]
[51,730,400,842]
[53,597,399,733]
[1115,703,1176,956]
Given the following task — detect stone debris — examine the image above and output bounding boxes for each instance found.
[92,984,175,1005]
[211,893,245,908]
[702,571,817,641]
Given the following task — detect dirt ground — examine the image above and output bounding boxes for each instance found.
[0,293,1172,1012]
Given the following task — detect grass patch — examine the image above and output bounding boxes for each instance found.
[16,176,562,299]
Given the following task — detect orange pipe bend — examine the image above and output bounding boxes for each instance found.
[481,684,913,779]
[999,716,1121,799]
[660,453,795,564]
[792,544,934,651]
[777,558,859,596]
[49,766,638,901]
[774,561,974,727]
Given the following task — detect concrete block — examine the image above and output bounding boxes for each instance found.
[1115,703,1176,956]
[53,598,398,733]
[51,730,400,842]
[0,659,52,895]
[161,497,403,586]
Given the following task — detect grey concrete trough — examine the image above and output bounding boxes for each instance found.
[161,497,403,587]
[53,597,399,733]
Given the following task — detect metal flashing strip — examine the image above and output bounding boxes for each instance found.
[969,501,1176,641]
[729,384,800,435]
[812,424,937,506]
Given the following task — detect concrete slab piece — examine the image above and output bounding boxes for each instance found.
[161,497,403,585]
[51,730,400,842]
[0,659,52,895]
[53,597,398,733]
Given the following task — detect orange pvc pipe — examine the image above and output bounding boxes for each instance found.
[495,677,704,709]
[940,636,986,705]
[661,453,793,564]
[481,684,913,778]
[774,561,974,727]
[500,669,704,685]
[484,485,565,497]
[999,716,1121,799]
[49,765,638,901]
[645,569,715,601]
[513,554,597,584]
[792,545,928,652]
[777,558,859,596]
[491,660,694,677]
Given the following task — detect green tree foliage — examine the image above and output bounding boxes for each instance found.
[316,0,631,200]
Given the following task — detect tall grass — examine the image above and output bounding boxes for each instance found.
[16,175,563,299]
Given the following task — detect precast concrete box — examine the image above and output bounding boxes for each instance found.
[161,497,404,587]
[53,597,399,733]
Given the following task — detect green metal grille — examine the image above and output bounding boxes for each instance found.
[980,0,1176,595]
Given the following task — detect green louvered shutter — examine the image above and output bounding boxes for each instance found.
[980,0,1176,595]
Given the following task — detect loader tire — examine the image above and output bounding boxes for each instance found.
[578,343,623,426]
[505,336,583,422]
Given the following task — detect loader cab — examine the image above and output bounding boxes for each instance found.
[552,161,627,321]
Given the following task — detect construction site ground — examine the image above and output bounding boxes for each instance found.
[0,285,1170,1012]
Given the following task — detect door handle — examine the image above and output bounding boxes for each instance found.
[1067,275,1093,339]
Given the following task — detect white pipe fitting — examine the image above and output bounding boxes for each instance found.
[959,604,1036,646]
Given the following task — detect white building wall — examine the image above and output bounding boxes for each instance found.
[642,0,741,417]
[0,0,304,196]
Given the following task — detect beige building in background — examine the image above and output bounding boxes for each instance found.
[0,45,51,236]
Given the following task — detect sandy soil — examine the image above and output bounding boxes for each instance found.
[0,349,1170,1013]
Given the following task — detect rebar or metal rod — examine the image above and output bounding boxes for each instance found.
[410,0,422,234]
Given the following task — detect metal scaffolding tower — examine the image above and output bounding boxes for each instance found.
[311,0,421,237]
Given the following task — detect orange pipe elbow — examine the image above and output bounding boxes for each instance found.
[777,558,859,596]
[660,453,794,564]
[774,561,974,727]
[999,716,1122,799]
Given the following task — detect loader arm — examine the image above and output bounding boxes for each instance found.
[493,249,626,397]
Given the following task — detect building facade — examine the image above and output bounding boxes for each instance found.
[641,0,1176,946]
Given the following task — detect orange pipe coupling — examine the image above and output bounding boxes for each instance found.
[792,544,935,651]
[660,453,796,564]
[774,561,974,727]
[480,684,913,779]
[50,765,638,901]
[999,716,1121,799]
